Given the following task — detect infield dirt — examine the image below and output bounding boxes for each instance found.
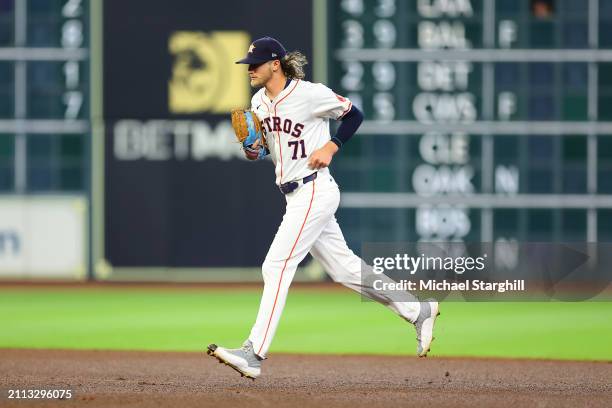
[1,349,610,407]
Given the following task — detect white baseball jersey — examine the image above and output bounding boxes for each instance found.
[251,79,352,185]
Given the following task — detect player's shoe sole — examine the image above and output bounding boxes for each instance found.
[206,344,259,380]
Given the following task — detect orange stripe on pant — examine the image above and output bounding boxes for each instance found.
[257,180,316,356]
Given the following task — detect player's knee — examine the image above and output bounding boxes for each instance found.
[261,259,277,282]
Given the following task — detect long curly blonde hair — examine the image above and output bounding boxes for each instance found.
[280,51,308,79]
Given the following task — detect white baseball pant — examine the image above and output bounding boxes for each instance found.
[248,172,421,358]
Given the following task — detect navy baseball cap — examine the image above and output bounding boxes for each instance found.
[235,36,287,64]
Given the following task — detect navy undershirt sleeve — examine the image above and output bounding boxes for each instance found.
[331,105,364,148]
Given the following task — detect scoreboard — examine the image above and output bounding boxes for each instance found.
[0,0,89,193]
[326,0,612,255]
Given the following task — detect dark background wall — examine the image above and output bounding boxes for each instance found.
[103,0,313,267]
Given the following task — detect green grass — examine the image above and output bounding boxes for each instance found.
[0,287,610,361]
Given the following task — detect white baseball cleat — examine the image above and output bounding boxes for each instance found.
[414,299,440,357]
[206,340,262,380]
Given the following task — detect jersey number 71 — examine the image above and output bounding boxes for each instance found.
[288,140,306,160]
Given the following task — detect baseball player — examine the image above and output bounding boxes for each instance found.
[207,36,439,379]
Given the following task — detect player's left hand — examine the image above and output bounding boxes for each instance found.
[308,142,339,170]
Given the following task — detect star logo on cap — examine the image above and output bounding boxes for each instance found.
[248,43,256,54]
